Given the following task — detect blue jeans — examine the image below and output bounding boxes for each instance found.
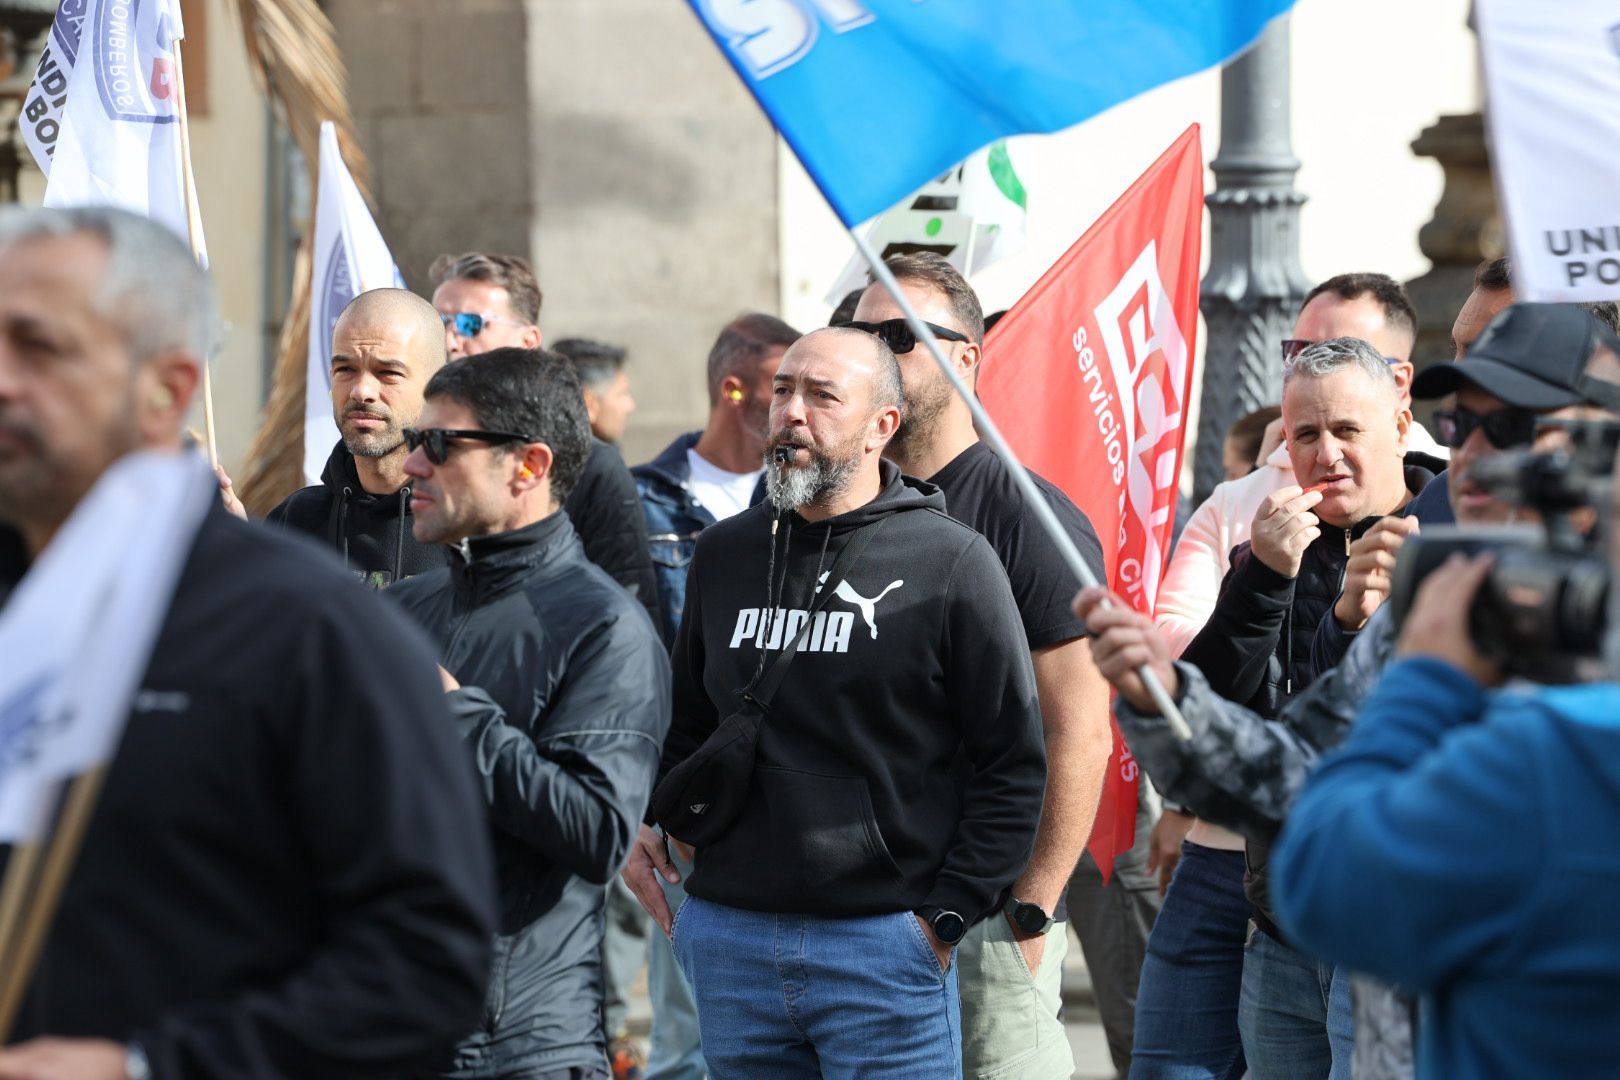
[671,896,961,1079]
[1238,928,1352,1080]
[648,846,706,1080]
[1131,842,1249,1079]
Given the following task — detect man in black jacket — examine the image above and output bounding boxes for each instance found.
[429,251,659,625]
[623,327,1045,1078]
[1180,335,1429,1080]
[389,348,671,1080]
[268,288,448,586]
[0,206,497,1079]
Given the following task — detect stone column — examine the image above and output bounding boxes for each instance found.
[1194,15,1311,505]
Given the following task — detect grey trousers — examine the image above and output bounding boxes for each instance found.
[1066,789,1162,1078]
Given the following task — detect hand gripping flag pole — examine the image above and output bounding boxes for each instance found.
[851,231,1194,740]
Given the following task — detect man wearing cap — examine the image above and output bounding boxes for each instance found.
[1075,301,1620,1080]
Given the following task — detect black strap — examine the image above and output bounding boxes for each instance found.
[745,517,886,710]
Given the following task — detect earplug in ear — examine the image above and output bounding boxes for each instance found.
[729,389,745,402]
[150,387,174,411]
[519,466,534,480]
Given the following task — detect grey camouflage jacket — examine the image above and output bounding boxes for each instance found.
[1117,607,1416,1080]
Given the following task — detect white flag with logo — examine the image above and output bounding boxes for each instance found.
[18,0,89,176]
[0,451,212,842]
[824,140,1030,304]
[1478,0,1620,302]
[39,0,201,256]
[305,120,405,484]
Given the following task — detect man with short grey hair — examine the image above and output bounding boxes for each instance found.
[1175,335,1433,1078]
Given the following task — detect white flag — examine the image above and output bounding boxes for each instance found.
[18,0,88,177]
[41,0,198,251]
[0,451,212,842]
[305,120,405,484]
[1478,0,1620,303]
[824,140,1030,304]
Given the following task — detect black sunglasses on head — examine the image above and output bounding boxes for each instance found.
[837,318,970,354]
[403,427,534,465]
[1430,405,1539,451]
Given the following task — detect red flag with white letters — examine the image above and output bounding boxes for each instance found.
[978,125,1203,879]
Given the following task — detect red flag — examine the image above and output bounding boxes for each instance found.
[978,125,1203,880]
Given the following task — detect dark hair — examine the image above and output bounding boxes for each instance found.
[428,251,542,325]
[1474,256,1620,332]
[829,288,864,328]
[1226,404,1282,467]
[877,252,986,344]
[552,337,627,392]
[706,312,801,405]
[982,309,1010,335]
[423,347,590,503]
[1301,272,1418,341]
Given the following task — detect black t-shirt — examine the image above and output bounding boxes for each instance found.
[929,441,1105,650]
[929,441,1108,922]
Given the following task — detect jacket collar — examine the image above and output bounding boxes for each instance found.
[448,511,577,602]
[634,431,705,487]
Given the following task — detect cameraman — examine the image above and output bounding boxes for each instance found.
[1077,302,1620,1080]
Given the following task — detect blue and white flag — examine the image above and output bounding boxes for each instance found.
[0,451,212,842]
[18,0,88,176]
[688,0,1292,225]
[305,120,405,484]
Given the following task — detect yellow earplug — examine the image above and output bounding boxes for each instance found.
[729,389,744,402]
[519,466,534,480]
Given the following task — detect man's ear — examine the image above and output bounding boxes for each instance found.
[514,441,555,492]
[523,325,543,350]
[1390,360,1415,398]
[957,340,981,381]
[868,404,902,453]
[134,352,200,448]
[1395,406,1412,450]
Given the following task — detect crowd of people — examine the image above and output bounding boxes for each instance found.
[0,200,1617,1080]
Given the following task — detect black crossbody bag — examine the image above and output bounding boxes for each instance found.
[649,519,884,847]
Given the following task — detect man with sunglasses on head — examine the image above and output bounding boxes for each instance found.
[430,252,659,628]
[845,253,1114,1080]
[388,347,671,1080]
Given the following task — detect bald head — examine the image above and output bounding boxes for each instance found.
[329,289,449,462]
[796,325,905,415]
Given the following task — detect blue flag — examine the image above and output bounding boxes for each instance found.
[688,0,1292,225]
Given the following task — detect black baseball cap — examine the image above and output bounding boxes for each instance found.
[1412,302,1613,410]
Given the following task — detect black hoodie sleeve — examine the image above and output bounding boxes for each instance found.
[924,535,1047,923]
[1181,542,1294,709]
[564,441,661,629]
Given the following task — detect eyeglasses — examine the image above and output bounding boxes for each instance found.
[837,318,971,354]
[1431,405,1540,450]
[438,311,527,339]
[1281,339,1403,366]
[403,427,534,465]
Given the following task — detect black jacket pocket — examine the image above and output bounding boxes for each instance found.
[757,766,906,902]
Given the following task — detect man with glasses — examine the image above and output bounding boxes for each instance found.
[846,253,1114,1080]
[389,347,671,1080]
[430,251,659,628]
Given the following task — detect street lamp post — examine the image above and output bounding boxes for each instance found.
[1194,15,1311,505]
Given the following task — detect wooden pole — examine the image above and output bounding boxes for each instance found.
[0,768,109,1042]
[171,35,218,470]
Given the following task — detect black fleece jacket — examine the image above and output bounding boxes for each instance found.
[660,462,1046,924]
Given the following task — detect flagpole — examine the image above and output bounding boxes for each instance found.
[170,39,218,470]
[850,230,1193,740]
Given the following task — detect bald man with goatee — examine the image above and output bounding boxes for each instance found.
[269,288,449,587]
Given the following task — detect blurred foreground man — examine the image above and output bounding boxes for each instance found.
[269,288,447,586]
[0,207,497,1078]
[390,348,670,1080]
[623,327,1045,1078]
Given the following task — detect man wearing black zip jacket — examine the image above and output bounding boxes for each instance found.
[623,327,1045,1079]
[268,288,449,587]
[1179,337,1429,1080]
[389,348,670,1080]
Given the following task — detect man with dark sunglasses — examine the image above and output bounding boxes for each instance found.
[390,347,671,1080]
[430,250,660,631]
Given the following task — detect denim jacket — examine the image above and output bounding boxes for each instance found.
[632,432,765,646]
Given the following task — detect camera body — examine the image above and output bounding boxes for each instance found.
[1388,423,1616,684]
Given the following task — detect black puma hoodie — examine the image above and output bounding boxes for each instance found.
[659,461,1046,924]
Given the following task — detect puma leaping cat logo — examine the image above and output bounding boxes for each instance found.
[831,578,904,640]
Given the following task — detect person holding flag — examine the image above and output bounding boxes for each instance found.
[847,253,1113,1080]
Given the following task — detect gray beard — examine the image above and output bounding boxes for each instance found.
[765,448,858,512]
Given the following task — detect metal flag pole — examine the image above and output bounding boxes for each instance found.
[850,230,1194,740]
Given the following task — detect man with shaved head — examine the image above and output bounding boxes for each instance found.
[269,287,448,586]
[623,326,1046,1078]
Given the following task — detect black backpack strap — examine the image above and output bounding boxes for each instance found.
[745,517,886,710]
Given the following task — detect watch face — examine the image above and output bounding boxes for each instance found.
[1012,902,1047,935]
[933,910,966,944]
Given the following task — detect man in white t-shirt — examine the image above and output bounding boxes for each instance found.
[627,311,800,1080]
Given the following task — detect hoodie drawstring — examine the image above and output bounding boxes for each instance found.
[395,487,409,584]
[336,486,352,571]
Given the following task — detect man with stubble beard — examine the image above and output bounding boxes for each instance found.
[268,288,448,587]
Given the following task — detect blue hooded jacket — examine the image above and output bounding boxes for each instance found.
[1274,658,1620,1078]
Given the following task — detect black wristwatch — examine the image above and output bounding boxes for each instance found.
[921,906,966,945]
[1004,894,1054,936]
